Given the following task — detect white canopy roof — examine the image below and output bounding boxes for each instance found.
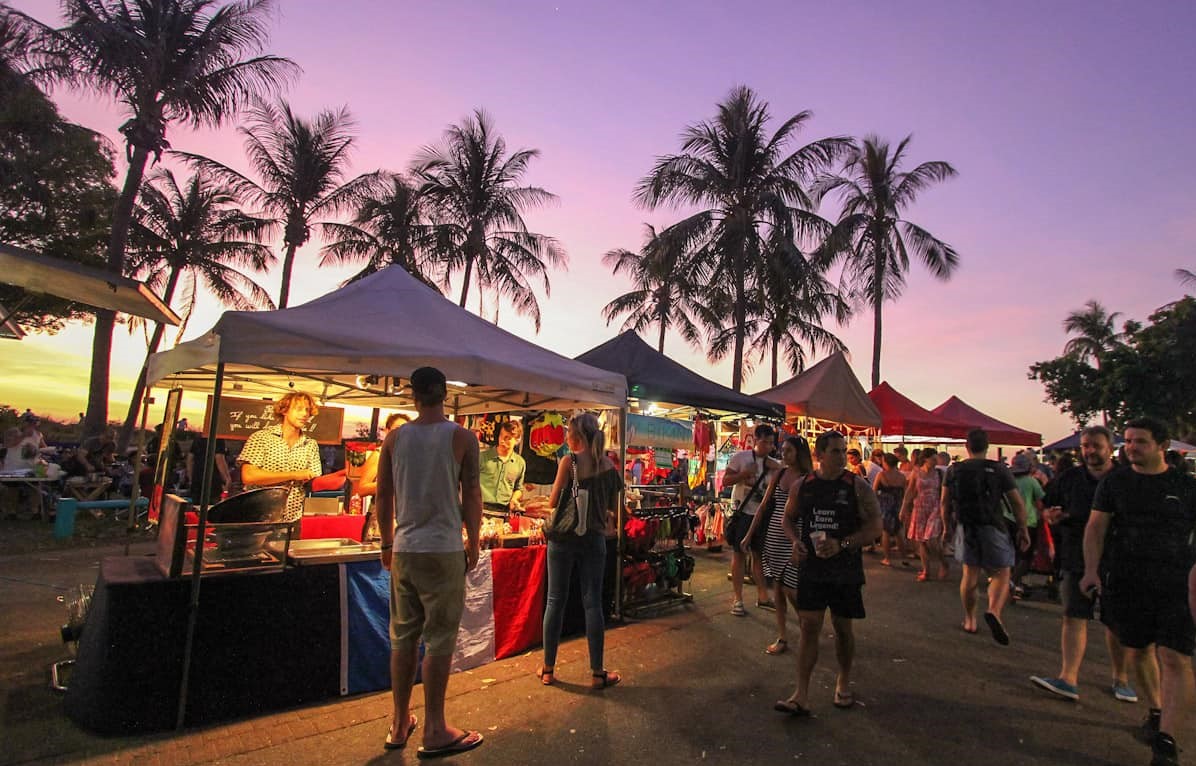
[147,266,627,414]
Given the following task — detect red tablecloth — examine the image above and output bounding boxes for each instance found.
[491,546,546,659]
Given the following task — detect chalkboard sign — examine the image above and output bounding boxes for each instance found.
[203,395,345,445]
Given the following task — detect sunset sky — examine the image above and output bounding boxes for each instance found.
[4,0,1194,440]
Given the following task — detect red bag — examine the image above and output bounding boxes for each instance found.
[1030,522,1056,575]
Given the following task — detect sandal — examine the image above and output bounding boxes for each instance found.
[765,638,788,655]
[916,571,929,582]
[591,670,621,689]
[537,666,554,686]
[880,558,892,567]
[384,715,418,750]
[773,698,810,716]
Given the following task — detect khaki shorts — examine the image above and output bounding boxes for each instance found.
[389,551,467,656]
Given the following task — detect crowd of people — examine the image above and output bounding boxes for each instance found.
[720,419,1195,766]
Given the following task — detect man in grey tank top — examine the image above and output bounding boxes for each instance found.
[376,367,484,756]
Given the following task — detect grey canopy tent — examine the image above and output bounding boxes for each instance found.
[575,330,783,419]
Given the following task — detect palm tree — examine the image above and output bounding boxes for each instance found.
[116,168,276,447]
[746,240,850,387]
[180,97,380,308]
[26,0,295,437]
[601,221,713,354]
[635,85,851,390]
[819,135,958,389]
[1062,300,1124,369]
[413,109,566,331]
[1177,268,1196,289]
[319,174,444,289]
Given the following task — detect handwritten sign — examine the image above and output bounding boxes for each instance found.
[203,395,345,445]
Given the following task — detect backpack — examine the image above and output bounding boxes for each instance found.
[947,460,1009,528]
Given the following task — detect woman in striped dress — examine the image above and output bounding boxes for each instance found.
[742,436,813,655]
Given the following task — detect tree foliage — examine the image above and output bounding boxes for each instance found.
[0,8,116,332]
[1030,297,1196,440]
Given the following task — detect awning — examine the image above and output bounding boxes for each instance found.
[1044,431,1124,451]
[626,413,694,450]
[755,352,881,429]
[930,396,1041,447]
[868,382,970,440]
[0,243,180,326]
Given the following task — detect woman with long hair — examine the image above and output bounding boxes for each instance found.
[874,453,908,566]
[742,435,813,655]
[539,412,624,689]
[901,448,948,581]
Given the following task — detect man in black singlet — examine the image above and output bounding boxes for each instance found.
[1082,417,1196,766]
[774,430,881,715]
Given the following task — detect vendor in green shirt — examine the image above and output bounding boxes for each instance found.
[480,420,526,516]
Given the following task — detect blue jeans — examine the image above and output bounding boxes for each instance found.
[542,533,607,672]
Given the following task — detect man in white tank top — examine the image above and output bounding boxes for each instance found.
[376,367,484,756]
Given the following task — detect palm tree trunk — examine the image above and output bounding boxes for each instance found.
[278,242,298,308]
[458,255,474,308]
[870,241,885,390]
[731,241,748,392]
[83,145,151,439]
[771,337,779,388]
[657,306,667,353]
[117,268,183,451]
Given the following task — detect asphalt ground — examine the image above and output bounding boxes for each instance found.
[0,524,1171,766]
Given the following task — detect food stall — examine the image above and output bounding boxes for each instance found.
[65,266,627,734]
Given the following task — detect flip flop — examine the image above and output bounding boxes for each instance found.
[984,612,1010,646]
[833,690,855,709]
[765,638,788,655]
[417,730,484,759]
[773,699,811,716]
[384,715,417,750]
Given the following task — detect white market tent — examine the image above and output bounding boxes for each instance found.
[147,265,627,413]
[145,265,629,728]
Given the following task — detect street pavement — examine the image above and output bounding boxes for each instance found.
[0,538,1163,766]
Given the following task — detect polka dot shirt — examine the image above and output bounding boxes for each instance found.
[236,424,323,521]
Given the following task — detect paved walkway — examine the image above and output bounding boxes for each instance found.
[0,540,1161,766]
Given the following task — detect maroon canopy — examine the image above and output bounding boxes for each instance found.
[931,396,1042,447]
[868,382,970,439]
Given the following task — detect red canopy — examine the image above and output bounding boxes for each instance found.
[931,396,1042,447]
[868,382,970,439]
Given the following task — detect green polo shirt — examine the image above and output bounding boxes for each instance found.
[479,446,526,507]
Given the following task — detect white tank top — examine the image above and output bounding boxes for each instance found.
[390,420,463,553]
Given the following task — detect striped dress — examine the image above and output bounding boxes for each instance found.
[762,470,802,590]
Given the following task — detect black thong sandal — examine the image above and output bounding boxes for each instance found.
[384,715,417,750]
[773,698,810,716]
[537,666,554,686]
[591,670,622,689]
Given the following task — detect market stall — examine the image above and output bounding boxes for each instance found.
[576,330,784,615]
[755,351,882,442]
[868,382,971,443]
[930,396,1042,447]
[65,266,626,734]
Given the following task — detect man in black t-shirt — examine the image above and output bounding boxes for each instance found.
[941,429,1029,644]
[188,436,230,505]
[774,430,881,716]
[1029,425,1155,707]
[1082,418,1196,766]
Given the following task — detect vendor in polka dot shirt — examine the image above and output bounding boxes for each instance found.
[237,392,324,522]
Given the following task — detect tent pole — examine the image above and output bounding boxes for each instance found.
[176,361,224,731]
[123,390,152,545]
[368,408,381,440]
[614,406,627,622]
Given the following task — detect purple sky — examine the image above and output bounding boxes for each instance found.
[5,0,1195,440]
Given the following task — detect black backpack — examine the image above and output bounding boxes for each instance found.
[947,460,1009,528]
